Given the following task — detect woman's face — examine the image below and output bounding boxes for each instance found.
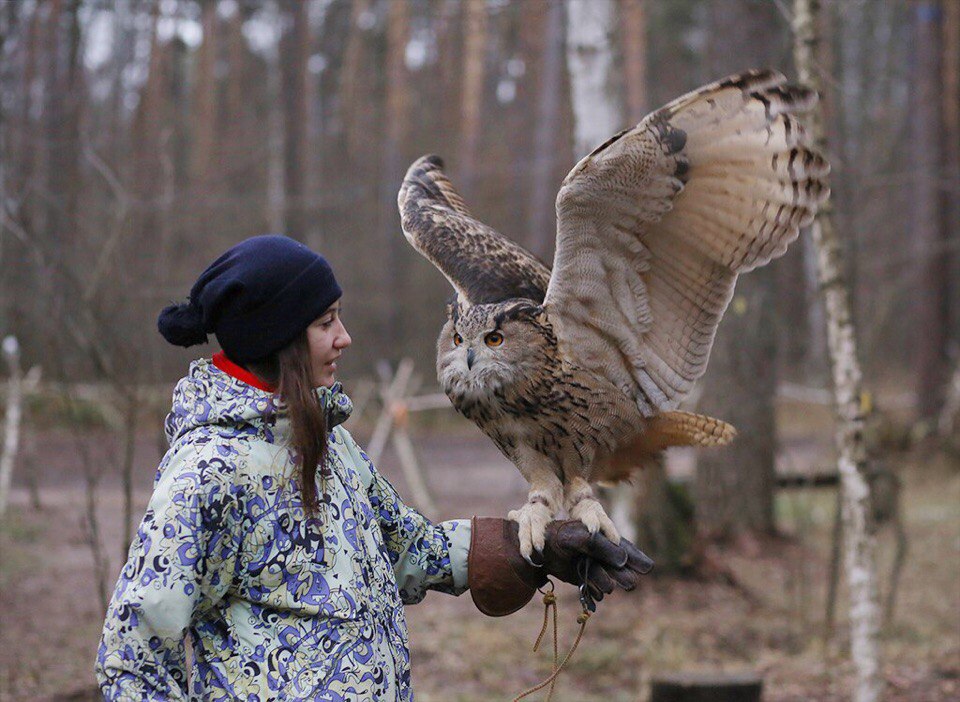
[307,301,351,388]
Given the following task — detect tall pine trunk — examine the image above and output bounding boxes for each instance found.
[526,0,564,260]
[281,1,311,242]
[694,0,781,537]
[913,1,949,419]
[458,0,487,195]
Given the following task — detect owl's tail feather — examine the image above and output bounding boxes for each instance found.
[646,410,737,450]
[596,411,736,483]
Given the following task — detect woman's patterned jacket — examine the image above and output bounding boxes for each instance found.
[96,358,471,701]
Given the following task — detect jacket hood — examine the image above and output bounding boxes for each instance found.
[164,358,353,446]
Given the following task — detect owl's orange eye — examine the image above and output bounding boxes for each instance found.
[453,333,463,346]
[485,332,504,347]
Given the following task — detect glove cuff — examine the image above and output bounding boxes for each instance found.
[468,517,543,617]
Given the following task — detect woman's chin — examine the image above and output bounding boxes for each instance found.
[313,372,337,389]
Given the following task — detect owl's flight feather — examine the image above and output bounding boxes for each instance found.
[398,155,551,306]
[546,69,829,415]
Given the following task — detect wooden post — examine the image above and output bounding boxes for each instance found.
[650,672,762,702]
[367,359,439,518]
[368,358,415,462]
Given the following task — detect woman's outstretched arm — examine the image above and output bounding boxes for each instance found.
[343,433,471,604]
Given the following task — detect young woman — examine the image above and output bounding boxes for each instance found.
[96,235,651,701]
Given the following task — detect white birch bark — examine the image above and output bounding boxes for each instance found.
[564,0,624,158]
[793,2,882,701]
[264,3,285,233]
[0,337,23,516]
[939,360,960,436]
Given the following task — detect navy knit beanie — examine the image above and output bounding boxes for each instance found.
[157,235,342,363]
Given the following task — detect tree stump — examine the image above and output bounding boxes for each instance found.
[650,672,763,702]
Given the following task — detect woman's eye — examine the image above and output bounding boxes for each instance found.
[453,333,463,346]
[485,332,503,347]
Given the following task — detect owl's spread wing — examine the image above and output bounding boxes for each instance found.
[398,155,551,307]
[544,70,830,415]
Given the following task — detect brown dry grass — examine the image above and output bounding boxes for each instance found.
[0,423,957,701]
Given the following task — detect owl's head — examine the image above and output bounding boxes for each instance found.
[437,299,554,396]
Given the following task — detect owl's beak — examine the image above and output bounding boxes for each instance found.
[466,348,476,370]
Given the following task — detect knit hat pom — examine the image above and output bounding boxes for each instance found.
[157,301,209,347]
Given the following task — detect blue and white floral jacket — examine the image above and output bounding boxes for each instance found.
[96,358,471,701]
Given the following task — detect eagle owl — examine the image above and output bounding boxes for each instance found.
[398,70,829,559]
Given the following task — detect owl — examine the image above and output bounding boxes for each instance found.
[398,70,830,560]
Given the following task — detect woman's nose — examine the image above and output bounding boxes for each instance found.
[336,321,352,349]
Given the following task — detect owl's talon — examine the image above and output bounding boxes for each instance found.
[509,501,554,562]
[569,497,621,545]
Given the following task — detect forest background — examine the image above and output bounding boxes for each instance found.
[1,0,958,700]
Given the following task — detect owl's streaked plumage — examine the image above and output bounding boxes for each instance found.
[398,70,830,558]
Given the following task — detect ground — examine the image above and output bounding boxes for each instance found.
[1,407,957,701]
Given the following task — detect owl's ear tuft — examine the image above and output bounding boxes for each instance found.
[493,299,542,326]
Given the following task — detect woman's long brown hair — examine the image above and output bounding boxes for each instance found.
[249,332,327,516]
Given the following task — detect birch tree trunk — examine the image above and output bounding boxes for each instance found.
[564,0,623,159]
[0,337,23,517]
[265,6,285,234]
[793,2,882,700]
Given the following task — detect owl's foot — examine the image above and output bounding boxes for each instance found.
[569,497,621,545]
[508,500,554,563]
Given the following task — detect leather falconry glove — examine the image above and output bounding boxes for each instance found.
[468,517,654,617]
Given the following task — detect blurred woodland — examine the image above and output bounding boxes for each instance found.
[2,0,957,391]
[1,0,959,700]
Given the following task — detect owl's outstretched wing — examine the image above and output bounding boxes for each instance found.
[544,70,829,415]
[398,155,551,307]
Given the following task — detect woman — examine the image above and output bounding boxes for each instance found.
[96,235,651,701]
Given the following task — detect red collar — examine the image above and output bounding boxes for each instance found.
[212,351,277,393]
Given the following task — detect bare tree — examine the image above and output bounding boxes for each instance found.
[793,1,882,700]
[376,0,413,351]
[620,0,648,121]
[341,0,376,162]
[192,0,218,186]
[281,0,312,242]
[526,0,565,260]
[458,0,487,194]
[913,1,950,420]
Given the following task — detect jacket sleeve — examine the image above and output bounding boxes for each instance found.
[344,435,471,604]
[95,443,241,701]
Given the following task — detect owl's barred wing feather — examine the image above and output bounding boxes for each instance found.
[545,69,829,415]
[398,155,551,307]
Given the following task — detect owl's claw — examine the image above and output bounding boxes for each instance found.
[508,501,554,563]
[569,497,621,545]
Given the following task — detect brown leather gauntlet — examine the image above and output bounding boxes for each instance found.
[468,516,655,617]
[468,517,545,617]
